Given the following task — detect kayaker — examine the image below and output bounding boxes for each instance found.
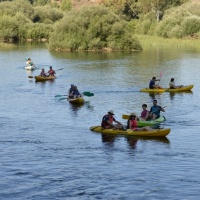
[40,69,47,77]
[169,78,183,89]
[127,113,153,131]
[149,99,165,120]
[149,77,162,89]
[101,110,124,129]
[48,66,56,76]
[26,58,33,66]
[69,86,82,99]
[140,104,150,121]
[68,84,75,98]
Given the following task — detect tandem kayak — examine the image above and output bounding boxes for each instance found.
[122,115,165,127]
[164,85,194,92]
[35,76,56,81]
[90,126,170,137]
[25,65,36,70]
[138,116,165,127]
[67,97,84,104]
[140,88,167,93]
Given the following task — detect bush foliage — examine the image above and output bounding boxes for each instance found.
[48,6,142,51]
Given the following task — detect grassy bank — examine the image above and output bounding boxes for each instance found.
[0,42,15,48]
[136,35,200,50]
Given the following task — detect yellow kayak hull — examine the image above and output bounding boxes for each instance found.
[67,97,84,104]
[140,88,167,93]
[35,76,56,81]
[90,126,170,137]
[164,85,193,92]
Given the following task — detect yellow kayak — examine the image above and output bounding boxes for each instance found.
[90,126,170,137]
[35,76,56,81]
[164,85,193,92]
[67,97,84,104]
[140,88,167,93]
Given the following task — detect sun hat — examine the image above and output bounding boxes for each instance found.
[130,113,136,116]
[108,110,114,115]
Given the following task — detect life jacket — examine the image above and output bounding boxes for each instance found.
[141,110,149,119]
[127,119,138,130]
[48,69,55,75]
[101,114,113,127]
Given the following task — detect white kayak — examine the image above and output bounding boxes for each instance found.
[25,65,36,70]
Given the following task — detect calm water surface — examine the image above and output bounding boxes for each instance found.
[0,43,200,199]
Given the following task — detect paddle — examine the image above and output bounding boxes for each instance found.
[28,68,63,78]
[158,72,163,86]
[55,92,94,97]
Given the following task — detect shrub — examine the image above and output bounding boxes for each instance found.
[33,5,63,23]
[181,15,200,36]
[25,23,53,39]
[49,6,142,51]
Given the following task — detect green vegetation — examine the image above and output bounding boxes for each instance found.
[137,34,200,50]
[49,6,142,51]
[0,0,200,51]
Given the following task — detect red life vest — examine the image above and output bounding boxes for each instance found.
[141,110,149,119]
[101,114,114,127]
[129,119,138,130]
[48,69,55,75]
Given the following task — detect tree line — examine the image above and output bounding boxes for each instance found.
[0,0,200,51]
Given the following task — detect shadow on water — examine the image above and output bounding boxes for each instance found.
[101,134,116,147]
[169,91,193,101]
[148,92,164,100]
[101,133,170,149]
[127,136,170,144]
[69,102,84,111]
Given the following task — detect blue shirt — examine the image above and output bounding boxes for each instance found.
[149,80,155,89]
[150,105,161,118]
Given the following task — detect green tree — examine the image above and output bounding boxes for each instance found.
[49,6,142,51]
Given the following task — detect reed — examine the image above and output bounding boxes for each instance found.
[136,34,200,50]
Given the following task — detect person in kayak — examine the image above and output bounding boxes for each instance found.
[101,110,124,129]
[149,99,165,120]
[48,66,56,76]
[149,77,162,89]
[26,58,34,66]
[169,78,183,89]
[69,86,82,98]
[140,104,150,121]
[40,69,47,77]
[127,113,153,131]
[68,84,75,98]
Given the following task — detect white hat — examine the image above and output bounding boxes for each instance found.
[108,110,114,115]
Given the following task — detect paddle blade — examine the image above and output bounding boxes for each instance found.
[82,92,94,97]
[28,76,34,78]
[122,114,130,120]
[58,97,67,101]
[56,68,63,71]
[55,94,67,97]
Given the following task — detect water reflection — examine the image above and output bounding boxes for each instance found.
[69,102,84,111]
[126,136,138,149]
[101,134,116,146]
[169,91,193,101]
[148,92,164,100]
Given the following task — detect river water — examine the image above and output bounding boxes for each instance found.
[0,43,200,199]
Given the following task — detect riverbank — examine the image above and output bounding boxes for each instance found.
[1,35,200,51]
[137,35,200,50]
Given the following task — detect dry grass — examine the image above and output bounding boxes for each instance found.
[136,34,200,50]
